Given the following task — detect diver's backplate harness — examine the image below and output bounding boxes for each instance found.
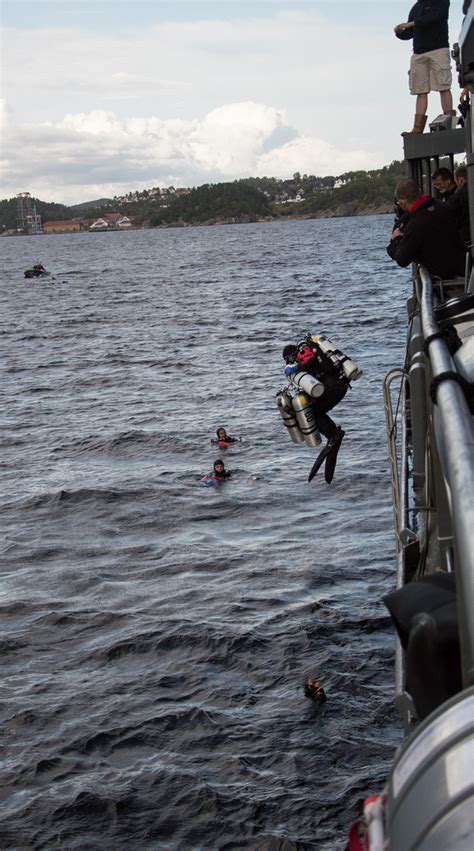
[276,332,362,464]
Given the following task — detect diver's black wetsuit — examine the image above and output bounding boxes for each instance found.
[295,345,348,440]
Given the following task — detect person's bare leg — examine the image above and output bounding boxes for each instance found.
[416,93,428,114]
[440,89,453,112]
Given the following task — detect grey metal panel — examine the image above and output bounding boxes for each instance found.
[389,736,474,850]
[415,797,474,851]
[454,335,474,381]
[460,4,474,88]
[419,269,474,685]
[387,689,474,851]
[403,128,466,161]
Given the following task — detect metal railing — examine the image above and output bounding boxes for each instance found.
[418,266,474,687]
[383,367,419,729]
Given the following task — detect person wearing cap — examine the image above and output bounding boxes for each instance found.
[212,459,231,480]
[283,342,347,443]
[202,459,232,485]
[283,340,347,483]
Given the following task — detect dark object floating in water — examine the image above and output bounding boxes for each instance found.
[24,268,52,278]
[304,676,326,703]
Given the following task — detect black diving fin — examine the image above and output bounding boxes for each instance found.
[324,428,345,484]
[308,442,333,483]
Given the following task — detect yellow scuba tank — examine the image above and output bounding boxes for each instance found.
[311,334,362,382]
[291,392,321,447]
[276,390,305,444]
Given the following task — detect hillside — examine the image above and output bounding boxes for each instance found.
[1,160,408,232]
[148,182,272,226]
[70,198,112,211]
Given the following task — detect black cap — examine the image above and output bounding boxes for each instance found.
[282,344,298,363]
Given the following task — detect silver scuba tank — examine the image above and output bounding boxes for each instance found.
[312,334,363,382]
[276,390,305,444]
[291,392,322,447]
[290,370,325,398]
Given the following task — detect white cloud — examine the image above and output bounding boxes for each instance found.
[1,99,384,204]
[3,3,456,202]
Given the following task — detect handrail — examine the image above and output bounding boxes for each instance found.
[418,266,474,687]
[383,367,418,729]
[383,368,405,547]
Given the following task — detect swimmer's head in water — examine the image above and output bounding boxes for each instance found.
[216,427,227,439]
[214,459,225,476]
[282,344,298,364]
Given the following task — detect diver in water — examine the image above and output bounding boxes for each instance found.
[304,676,327,703]
[212,459,231,480]
[213,426,241,446]
[202,459,232,486]
[282,339,348,483]
[33,262,45,275]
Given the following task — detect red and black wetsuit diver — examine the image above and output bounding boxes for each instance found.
[212,459,231,480]
[202,459,232,483]
[283,340,347,483]
[213,427,240,446]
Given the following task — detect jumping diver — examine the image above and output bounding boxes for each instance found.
[282,338,348,483]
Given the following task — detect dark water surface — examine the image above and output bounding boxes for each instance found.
[1,218,407,849]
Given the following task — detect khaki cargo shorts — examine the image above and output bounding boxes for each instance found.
[409,47,452,94]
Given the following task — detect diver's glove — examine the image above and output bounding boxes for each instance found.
[285,365,297,377]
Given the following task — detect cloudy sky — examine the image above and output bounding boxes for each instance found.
[0,1,465,204]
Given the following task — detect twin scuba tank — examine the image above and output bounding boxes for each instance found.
[276,389,321,448]
[310,334,363,383]
[276,333,362,447]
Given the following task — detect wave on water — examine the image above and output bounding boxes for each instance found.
[0,218,406,849]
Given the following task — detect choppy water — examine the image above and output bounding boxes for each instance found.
[1,218,407,849]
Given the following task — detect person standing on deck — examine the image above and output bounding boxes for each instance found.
[431,167,457,201]
[451,165,471,246]
[394,0,454,136]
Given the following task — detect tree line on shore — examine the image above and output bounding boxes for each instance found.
[1,161,407,231]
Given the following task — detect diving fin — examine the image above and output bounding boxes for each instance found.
[324,428,345,484]
[308,442,333,483]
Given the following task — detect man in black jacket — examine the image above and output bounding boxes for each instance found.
[394,0,453,135]
[452,165,471,246]
[431,166,457,201]
[387,178,466,279]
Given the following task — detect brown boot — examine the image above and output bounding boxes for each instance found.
[401,113,427,136]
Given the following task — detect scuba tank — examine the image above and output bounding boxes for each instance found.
[291,392,321,447]
[290,370,325,399]
[311,335,362,382]
[276,390,305,444]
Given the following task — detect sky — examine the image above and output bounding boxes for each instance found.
[0,1,466,204]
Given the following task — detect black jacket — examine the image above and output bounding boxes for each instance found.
[447,184,471,246]
[403,1,450,54]
[387,196,466,279]
[437,185,457,203]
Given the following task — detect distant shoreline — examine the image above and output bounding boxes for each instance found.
[2,205,393,236]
